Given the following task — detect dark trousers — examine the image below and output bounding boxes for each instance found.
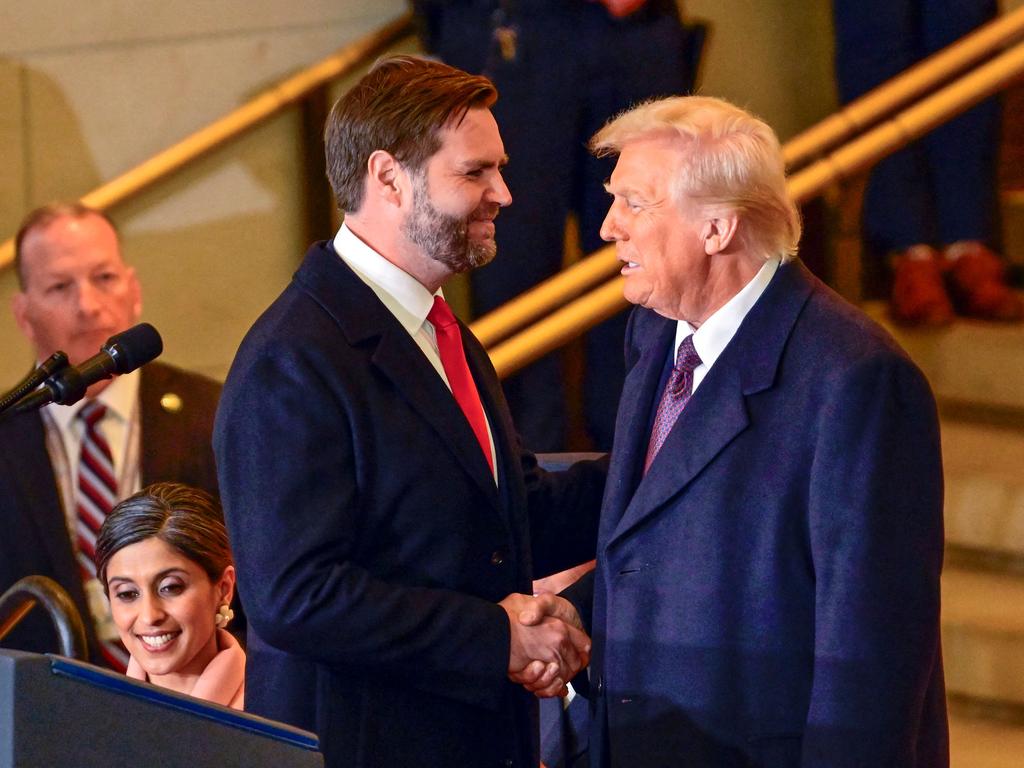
[832,0,1000,253]
[419,0,693,450]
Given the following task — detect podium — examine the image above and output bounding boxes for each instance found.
[0,650,322,767]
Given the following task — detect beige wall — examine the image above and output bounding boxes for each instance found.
[0,0,407,386]
[0,0,838,389]
[684,0,838,141]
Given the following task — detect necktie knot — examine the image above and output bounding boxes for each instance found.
[667,336,701,396]
[428,296,457,330]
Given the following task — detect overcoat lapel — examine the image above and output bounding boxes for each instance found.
[598,313,674,544]
[295,242,500,507]
[606,261,815,547]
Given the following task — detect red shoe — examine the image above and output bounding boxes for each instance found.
[945,241,1024,322]
[890,245,954,327]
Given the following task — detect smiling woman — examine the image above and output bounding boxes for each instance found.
[95,482,244,709]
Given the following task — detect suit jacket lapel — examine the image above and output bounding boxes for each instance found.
[607,261,815,547]
[0,410,94,635]
[140,362,178,484]
[295,242,500,506]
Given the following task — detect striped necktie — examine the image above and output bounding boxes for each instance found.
[77,401,128,670]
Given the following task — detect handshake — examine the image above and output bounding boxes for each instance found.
[500,592,590,699]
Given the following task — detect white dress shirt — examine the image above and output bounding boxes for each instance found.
[42,369,142,537]
[41,368,142,641]
[676,258,780,391]
[333,223,498,483]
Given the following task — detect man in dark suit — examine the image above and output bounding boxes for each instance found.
[557,96,947,766]
[0,203,221,668]
[214,56,605,768]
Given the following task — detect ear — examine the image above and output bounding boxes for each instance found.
[366,150,405,209]
[217,564,237,605]
[11,292,38,347]
[701,212,740,256]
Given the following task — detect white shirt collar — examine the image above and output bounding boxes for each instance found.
[46,367,141,430]
[333,223,440,334]
[676,258,780,371]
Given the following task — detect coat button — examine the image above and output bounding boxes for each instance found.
[501,760,513,768]
[490,550,505,566]
[594,674,604,695]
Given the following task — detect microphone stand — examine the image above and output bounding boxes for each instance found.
[0,351,69,416]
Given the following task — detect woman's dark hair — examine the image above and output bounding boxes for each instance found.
[96,482,232,588]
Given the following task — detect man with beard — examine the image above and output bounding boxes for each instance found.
[213,56,606,768]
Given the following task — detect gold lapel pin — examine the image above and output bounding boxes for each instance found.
[160,392,183,414]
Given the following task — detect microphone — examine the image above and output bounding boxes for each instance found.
[11,323,163,414]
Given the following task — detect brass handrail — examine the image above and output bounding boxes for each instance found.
[0,575,89,661]
[486,40,1024,379]
[470,9,1024,349]
[0,12,416,272]
[783,5,1024,169]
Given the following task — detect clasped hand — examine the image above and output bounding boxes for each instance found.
[499,592,590,698]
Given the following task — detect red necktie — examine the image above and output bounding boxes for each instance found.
[77,401,129,671]
[644,335,702,474]
[428,296,494,475]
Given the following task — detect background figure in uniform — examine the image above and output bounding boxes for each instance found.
[833,0,1022,325]
[0,203,222,669]
[414,0,696,450]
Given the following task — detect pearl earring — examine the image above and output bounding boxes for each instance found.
[214,603,235,629]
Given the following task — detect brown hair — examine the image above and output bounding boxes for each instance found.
[325,54,497,213]
[14,202,120,289]
[96,482,233,587]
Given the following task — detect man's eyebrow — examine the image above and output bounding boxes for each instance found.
[459,154,510,171]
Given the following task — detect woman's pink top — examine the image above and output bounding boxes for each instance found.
[126,628,245,710]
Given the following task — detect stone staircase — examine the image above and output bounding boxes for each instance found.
[865,251,1024,766]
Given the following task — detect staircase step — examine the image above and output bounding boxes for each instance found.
[942,565,1024,706]
[942,419,1024,558]
[949,706,1024,768]
[864,300,1024,412]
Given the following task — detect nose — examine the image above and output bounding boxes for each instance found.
[138,593,166,626]
[75,279,103,317]
[489,171,512,208]
[600,204,624,242]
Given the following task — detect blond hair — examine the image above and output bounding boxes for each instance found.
[591,96,801,261]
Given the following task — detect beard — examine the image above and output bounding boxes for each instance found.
[402,172,497,274]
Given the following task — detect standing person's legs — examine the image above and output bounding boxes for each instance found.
[922,0,1000,247]
[833,0,935,252]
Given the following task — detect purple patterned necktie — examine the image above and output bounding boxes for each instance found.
[644,335,702,474]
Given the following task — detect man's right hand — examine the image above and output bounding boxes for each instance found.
[499,593,591,698]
